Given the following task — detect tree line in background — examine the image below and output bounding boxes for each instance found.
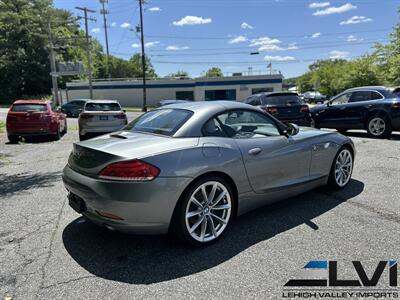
[1,0,400,104]
[296,12,400,96]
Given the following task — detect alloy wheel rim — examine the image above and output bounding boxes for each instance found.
[334,149,353,187]
[185,181,232,242]
[369,117,386,136]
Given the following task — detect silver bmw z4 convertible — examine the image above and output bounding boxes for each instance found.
[63,101,355,245]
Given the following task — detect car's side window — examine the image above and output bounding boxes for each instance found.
[246,97,261,106]
[215,110,281,139]
[370,91,383,100]
[331,93,352,105]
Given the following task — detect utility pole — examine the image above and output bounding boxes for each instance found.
[76,7,96,99]
[138,0,147,112]
[100,0,111,79]
[48,22,60,106]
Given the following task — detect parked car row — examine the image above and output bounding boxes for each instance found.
[5,99,128,143]
[244,86,400,138]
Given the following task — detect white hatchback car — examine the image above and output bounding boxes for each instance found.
[78,100,128,141]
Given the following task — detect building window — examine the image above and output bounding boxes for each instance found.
[252,88,273,94]
[176,91,194,101]
[205,89,236,101]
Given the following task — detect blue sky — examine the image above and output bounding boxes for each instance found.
[54,0,400,78]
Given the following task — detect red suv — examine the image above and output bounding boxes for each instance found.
[6,100,67,143]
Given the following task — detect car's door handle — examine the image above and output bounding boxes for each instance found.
[248,148,262,155]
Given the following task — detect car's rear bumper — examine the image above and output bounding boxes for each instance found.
[79,125,125,135]
[62,164,192,234]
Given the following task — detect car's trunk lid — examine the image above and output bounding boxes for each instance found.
[68,131,199,175]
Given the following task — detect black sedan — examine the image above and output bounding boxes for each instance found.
[61,99,88,117]
[244,92,311,126]
[310,86,400,138]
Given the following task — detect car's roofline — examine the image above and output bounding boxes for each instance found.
[13,100,50,104]
[345,86,388,92]
[85,99,119,103]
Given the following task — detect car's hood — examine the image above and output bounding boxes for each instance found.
[76,131,200,159]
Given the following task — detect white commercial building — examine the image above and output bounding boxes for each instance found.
[65,74,283,107]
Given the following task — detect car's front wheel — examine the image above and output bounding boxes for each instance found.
[328,147,354,189]
[172,176,234,246]
[366,116,392,138]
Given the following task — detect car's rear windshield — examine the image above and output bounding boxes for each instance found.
[124,109,193,136]
[11,104,47,112]
[262,94,301,105]
[379,89,397,98]
[85,102,121,111]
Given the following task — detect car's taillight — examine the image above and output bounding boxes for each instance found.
[300,105,310,113]
[99,159,160,181]
[113,113,127,119]
[80,114,94,119]
[264,106,278,114]
[39,113,52,120]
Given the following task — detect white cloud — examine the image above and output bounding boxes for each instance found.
[241,22,254,29]
[288,42,299,50]
[172,16,212,26]
[258,44,286,52]
[132,41,160,48]
[249,36,281,47]
[229,35,248,44]
[340,15,373,25]
[309,2,330,9]
[346,34,363,42]
[311,32,321,38]
[313,3,356,16]
[264,55,296,61]
[166,45,190,51]
[148,7,161,12]
[91,28,100,33]
[111,22,117,27]
[329,50,350,59]
[120,22,131,28]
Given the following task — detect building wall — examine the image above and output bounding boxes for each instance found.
[66,75,283,107]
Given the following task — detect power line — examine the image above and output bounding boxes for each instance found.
[100,0,111,79]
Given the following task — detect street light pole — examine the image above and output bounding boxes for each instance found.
[138,0,147,112]
[76,6,96,99]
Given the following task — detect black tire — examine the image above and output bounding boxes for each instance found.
[8,135,19,144]
[337,129,347,135]
[62,120,68,134]
[310,118,320,129]
[53,127,61,141]
[171,175,235,246]
[327,146,354,190]
[79,134,86,141]
[366,115,392,138]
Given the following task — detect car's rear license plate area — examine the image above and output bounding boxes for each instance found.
[99,116,108,120]
[68,193,87,213]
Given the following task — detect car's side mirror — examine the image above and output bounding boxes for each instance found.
[123,109,126,113]
[286,123,300,136]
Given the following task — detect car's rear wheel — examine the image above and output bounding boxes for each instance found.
[366,116,391,138]
[8,135,19,144]
[172,176,234,246]
[53,126,61,141]
[310,118,319,129]
[62,120,68,134]
[328,147,353,189]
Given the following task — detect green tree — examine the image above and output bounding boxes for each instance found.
[128,54,157,79]
[205,67,223,77]
[167,70,189,78]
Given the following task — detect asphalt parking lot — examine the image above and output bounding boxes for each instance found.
[0,112,399,299]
